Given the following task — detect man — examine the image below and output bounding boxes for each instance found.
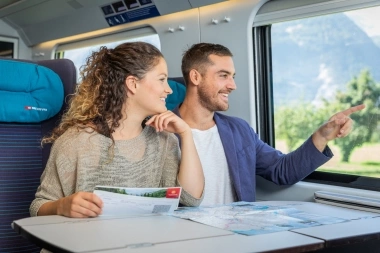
[174,42,365,206]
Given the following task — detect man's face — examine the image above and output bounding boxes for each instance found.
[197,55,236,112]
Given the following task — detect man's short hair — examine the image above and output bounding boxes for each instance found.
[181,43,233,86]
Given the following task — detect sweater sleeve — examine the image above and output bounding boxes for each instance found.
[160,133,203,207]
[29,132,78,216]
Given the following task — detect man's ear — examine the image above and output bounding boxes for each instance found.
[125,76,138,95]
[189,69,202,86]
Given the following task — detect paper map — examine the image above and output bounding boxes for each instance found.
[172,202,348,235]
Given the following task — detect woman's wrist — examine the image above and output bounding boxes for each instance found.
[178,128,192,139]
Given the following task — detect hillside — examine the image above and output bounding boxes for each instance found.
[271,13,380,106]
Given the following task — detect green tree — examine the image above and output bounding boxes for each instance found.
[275,101,326,151]
[275,70,380,162]
[95,187,127,195]
[328,70,380,162]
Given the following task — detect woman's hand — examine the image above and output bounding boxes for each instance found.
[146,111,204,199]
[56,192,103,218]
[145,110,190,135]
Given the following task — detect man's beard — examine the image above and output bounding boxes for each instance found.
[198,84,229,112]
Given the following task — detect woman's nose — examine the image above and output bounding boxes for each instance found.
[165,81,173,94]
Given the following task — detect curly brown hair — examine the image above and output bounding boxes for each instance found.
[42,41,163,144]
[181,43,233,86]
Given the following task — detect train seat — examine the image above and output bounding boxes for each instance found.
[167,77,186,110]
[0,58,76,253]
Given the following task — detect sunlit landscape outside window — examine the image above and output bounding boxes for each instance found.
[271,6,380,177]
[57,34,160,83]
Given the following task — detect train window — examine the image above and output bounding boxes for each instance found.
[270,6,380,180]
[0,36,18,58]
[55,30,160,82]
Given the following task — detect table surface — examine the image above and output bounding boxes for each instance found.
[12,201,380,253]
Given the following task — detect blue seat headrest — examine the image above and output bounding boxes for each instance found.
[0,59,64,123]
[167,79,186,110]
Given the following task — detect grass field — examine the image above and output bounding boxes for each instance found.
[276,141,380,178]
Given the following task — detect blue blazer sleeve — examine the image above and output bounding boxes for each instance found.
[214,112,332,201]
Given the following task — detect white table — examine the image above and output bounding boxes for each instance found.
[12,201,380,253]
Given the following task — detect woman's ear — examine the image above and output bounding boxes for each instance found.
[189,69,202,86]
[125,76,138,95]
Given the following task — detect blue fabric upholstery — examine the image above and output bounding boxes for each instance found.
[0,124,42,253]
[167,78,186,110]
[0,59,64,123]
[0,58,76,253]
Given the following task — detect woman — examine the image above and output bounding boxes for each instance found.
[30,42,204,218]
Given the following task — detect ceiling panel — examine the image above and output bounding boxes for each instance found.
[0,0,228,46]
[0,0,24,9]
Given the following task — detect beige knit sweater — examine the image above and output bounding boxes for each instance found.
[30,126,202,216]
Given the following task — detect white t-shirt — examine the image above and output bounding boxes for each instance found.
[191,125,236,206]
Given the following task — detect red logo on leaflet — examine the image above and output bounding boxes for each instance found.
[166,187,180,198]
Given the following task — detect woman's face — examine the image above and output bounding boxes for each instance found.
[135,57,172,115]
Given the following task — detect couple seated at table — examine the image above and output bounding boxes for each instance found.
[30,41,364,218]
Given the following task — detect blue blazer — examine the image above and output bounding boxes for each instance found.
[174,108,332,202]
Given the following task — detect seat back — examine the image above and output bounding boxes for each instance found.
[167,77,186,110]
[0,58,76,253]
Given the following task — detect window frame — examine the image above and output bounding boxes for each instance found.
[0,36,18,58]
[253,12,380,192]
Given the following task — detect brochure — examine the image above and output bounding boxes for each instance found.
[93,186,181,217]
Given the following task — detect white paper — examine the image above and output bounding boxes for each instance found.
[94,186,182,217]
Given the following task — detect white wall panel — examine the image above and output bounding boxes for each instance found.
[0,19,31,59]
[32,8,200,76]
[198,0,267,125]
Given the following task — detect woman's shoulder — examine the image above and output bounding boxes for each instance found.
[53,127,104,149]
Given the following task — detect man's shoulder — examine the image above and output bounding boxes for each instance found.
[214,112,250,126]
[214,112,257,142]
